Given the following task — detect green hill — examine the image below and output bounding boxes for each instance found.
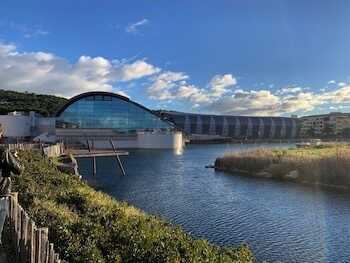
[0,89,68,116]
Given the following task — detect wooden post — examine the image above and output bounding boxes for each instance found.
[35,228,42,263]
[5,192,63,263]
[17,206,22,258]
[109,139,126,176]
[28,221,36,263]
[40,228,49,263]
[20,209,29,261]
[92,156,96,176]
[54,254,60,263]
[48,243,55,263]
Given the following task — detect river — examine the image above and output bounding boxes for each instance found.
[77,143,350,263]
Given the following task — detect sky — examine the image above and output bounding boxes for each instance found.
[1,0,350,117]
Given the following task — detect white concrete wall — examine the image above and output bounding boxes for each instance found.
[0,115,31,137]
[36,117,56,135]
[87,138,138,149]
[137,131,183,149]
[57,129,183,149]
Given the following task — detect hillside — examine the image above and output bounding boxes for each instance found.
[0,89,68,116]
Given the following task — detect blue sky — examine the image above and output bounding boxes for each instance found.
[1,0,350,116]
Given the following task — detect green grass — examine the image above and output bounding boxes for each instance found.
[12,150,254,263]
[215,144,350,187]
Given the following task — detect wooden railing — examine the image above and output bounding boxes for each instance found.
[4,193,62,263]
[0,143,65,158]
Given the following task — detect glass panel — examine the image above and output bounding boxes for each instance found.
[56,95,173,131]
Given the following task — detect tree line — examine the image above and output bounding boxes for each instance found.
[0,89,67,116]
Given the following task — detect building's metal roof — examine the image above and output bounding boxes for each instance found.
[157,110,296,119]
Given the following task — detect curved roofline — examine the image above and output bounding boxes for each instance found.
[55,91,173,127]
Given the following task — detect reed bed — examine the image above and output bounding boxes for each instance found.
[215,144,350,188]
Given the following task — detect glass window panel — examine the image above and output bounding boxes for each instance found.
[57,95,173,131]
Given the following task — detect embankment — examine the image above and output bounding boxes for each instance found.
[215,144,350,189]
[12,150,253,263]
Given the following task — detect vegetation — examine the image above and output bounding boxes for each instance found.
[0,89,67,116]
[12,150,253,263]
[215,144,350,188]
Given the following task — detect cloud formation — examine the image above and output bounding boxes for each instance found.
[125,19,149,33]
[208,74,236,97]
[147,73,236,103]
[1,42,350,116]
[0,43,158,97]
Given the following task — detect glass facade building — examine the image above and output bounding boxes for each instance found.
[56,92,173,132]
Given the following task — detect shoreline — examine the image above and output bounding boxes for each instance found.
[215,166,350,192]
[13,149,254,263]
[215,144,350,191]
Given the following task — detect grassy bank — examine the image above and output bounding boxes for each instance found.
[12,150,253,263]
[215,144,350,188]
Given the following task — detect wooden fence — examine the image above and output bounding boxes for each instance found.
[0,143,65,158]
[4,192,62,263]
[1,144,40,151]
[42,143,64,158]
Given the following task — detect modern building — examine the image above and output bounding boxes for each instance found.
[299,112,350,137]
[0,92,183,149]
[0,91,304,146]
[54,92,183,149]
[158,111,298,140]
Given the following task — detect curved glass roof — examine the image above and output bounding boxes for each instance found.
[56,92,173,131]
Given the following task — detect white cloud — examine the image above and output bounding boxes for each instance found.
[278,86,303,94]
[320,85,350,103]
[147,71,189,100]
[147,72,237,103]
[24,29,49,38]
[176,84,210,103]
[338,82,347,87]
[1,22,49,38]
[125,19,149,33]
[116,60,160,81]
[0,42,159,98]
[2,42,350,116]
[206,90,281,116]
[328,80,336,85]
[208,74,237,97]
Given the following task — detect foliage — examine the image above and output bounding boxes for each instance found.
[12,150,254,263]
[216,144,350,188]
[0,89,67,116]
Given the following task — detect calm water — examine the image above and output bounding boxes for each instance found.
[77,144,350,263]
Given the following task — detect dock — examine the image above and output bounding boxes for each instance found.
[70,150,129,158]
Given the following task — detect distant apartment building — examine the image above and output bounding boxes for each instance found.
[299,112,350,137]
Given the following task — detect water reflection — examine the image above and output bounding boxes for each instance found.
[77,144,350,263]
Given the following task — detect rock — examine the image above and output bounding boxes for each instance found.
[285,170,299,179]
[256,171,273,178]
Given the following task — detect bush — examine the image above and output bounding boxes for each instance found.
[13,150,254,263]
